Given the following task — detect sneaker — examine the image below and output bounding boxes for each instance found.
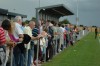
[58,49,61,52]
[31,63,35,66]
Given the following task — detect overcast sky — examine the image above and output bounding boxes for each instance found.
[0,0,100,27]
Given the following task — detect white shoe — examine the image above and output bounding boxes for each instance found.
[31,63,35,66]
[58,49,61,52]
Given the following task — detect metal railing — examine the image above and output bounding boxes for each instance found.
[8,30,89,66]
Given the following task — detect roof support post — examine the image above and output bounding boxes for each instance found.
[36,9,40,66]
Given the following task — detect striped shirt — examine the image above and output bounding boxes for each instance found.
[0,27,6,46]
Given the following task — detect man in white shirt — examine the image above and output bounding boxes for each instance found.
[13,16,24,66]
[24,21,42,66]
[14,16,24,39]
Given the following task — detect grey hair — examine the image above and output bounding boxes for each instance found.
[14,16,22,22]
[29,21,35,25]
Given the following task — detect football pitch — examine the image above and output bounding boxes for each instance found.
[42,32,100,66]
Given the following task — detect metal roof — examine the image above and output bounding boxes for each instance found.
[0,8,27,18]
[0,8,8,15]
[8,12,27,18]
[36,4,74,18]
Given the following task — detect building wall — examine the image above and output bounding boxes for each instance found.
[0,15,4,21]
[0,15,13,25]
[0,15,7,25]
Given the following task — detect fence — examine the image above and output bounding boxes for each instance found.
[8,30,89,66]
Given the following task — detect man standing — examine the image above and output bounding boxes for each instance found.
[13,16,24,66]
[95,27,98,39]
[46,20,54,61]
[24,21,42,66]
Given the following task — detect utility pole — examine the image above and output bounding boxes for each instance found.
[76,0,79,26]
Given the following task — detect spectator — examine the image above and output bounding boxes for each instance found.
[83,27,85,36]
[32,22,43,65]
[46,21,54,61]
[13,16,24,66]
[0,27,6,66]
[95,27,98,39]
[23,20,41,66]
[51,21,58,55]
[1,19,23,66]
[57,23,61,52]
[60,25,65,50]
[40,28,48,62]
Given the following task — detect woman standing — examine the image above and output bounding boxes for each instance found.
[1,19,22,66]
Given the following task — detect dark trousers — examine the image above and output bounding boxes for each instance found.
[34,45,42,61]
[95,33,97,39]
[46,45,53,61]
[13,46,25,66]
[57,39,60,53]
[46,38,53,61]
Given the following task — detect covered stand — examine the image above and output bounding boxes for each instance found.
[35,4,74,66]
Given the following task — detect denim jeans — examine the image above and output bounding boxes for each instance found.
[27,44,34,66]
[13,46,25,66]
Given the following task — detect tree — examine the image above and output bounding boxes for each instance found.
[80,25,84,27]
[92,25,96,27]
[31,17,36,21]
[24,20,30,24]
[60,19,70,24]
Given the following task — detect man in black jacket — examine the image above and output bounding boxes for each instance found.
[95,27,98,39]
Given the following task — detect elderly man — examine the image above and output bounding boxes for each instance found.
[14,16,24,39]
[24,21,42,66]
[13,16,25,66]
[13,16,40,66]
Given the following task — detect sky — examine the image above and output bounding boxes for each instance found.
[0,0,100,27]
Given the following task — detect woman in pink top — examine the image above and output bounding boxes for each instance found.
[1,19,22,66]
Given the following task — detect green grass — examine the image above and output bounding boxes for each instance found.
[42,33,100,66]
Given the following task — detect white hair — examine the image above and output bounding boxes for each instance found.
[14,16,22,22]
[49,22,53,26]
